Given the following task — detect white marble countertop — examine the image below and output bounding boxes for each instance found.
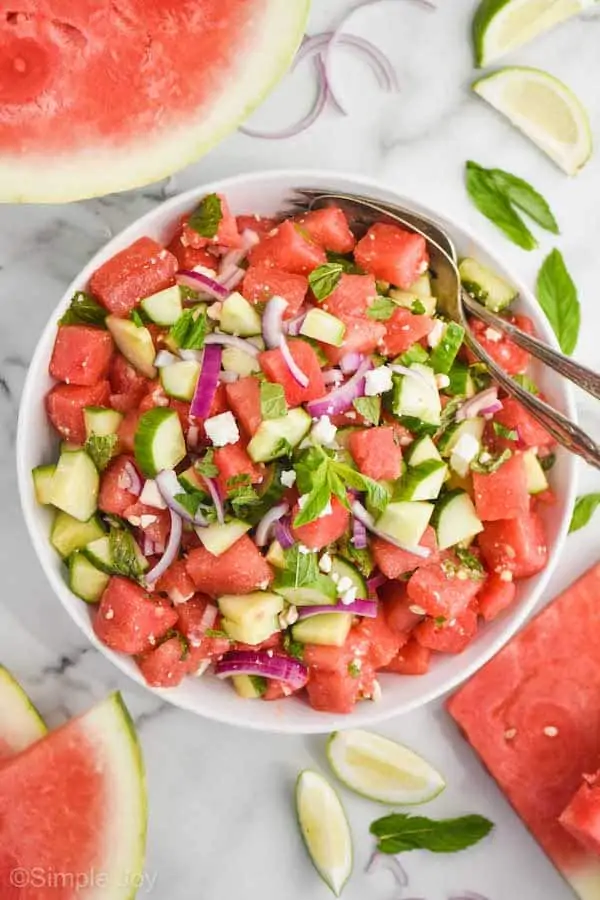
[1,2,600,898]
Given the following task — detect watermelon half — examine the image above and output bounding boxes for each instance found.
[0,0,309,203]
[0,665,46,757]
[0,693,147,900]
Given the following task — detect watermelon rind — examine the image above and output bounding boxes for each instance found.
[0,0,310,203]
[0,664,47,754]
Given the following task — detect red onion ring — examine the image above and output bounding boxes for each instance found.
[122,461,142,497]
[296,600,377,619]
[176,270,229,300]
[262,295,289,349]
[190,345,222,419]
[145,509,183,586]
[280,336,310,388]
[285,310,308,336]
[255,502,290,548]
[202,476,224,525]
[365,850,408,887]
[155,469,207,527]
[274,518,295,550]
[215,651,308,690]
[352,515,368,549]
[367,572,387,592]
[204,333,261,357]
[456,387,500,422]
[322,368,344,386]
[307,357,372,418]
[340,352,364,375]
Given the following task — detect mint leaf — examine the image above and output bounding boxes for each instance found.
[108,528,144,580]
[260,382,287,420]
[130,309,146,328]
[470,447,512,474]
[569,493,600,534]
[85,433,118,472]
[465,162,537,251]
[188,193,222,239]
[195,449,219,479]
[174,491,203,517]
[60,291,107,328]
[540,452,556,472]
[353,396,381,427]
[169,308,206,350]
[536,249,580,355]
[326,251,362,274]
[283,632,305,661]
[487,168,559,234]
[293,482,332,528]
[308,263,344,302]
[367,296,397,321]
[492,421,518,441]
[337,535,374,578]
[370,813,493,854]
[280,545,319,589]
[332,460,389,515]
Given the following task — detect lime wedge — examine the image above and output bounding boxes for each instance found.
[327,729,446,805]
[473,0,594,67]
[296,770,353,897]
[473,67,592,175]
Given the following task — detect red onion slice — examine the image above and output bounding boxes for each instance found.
[280,335,310,388]
[255,502,290,547]
[219,266,246,292]
[190,345,222,419]
[455,387,500,422]
[202,476,224,525]
[262,295,289,349]
[176,269,229,300]
[352,500,431,559]
[322,368,344,386]
[340,352,364,375]
[353,515,368,549]
[122,461,142,497]
[285,310,308,336]
[215,651,308,690]
[142,536,157,557]
[296,600,377,620]
[155,469,207,526]
[204,333,261,356]
[274,518,295,550]
[367,572,387,592]
[145,509,182,586]
[366,850,408,887]
[307,357,372,418]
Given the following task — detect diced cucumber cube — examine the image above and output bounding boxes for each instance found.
[394,460,448,501]
[49,450,99,522]
[134,408,186,478]
[248,408,311,463]
[69,552,110,604]
[392,364,441,426]
[83,534,148,575]
[523,449,549,495]
[84,406,123,439]
[32,464,57,505]
[292,613,353,647]
[219,591,283,645]
[274,575,338,606]
[408,273,433,299]
[429,322,465,375]
[433,490,483,550]
[159,360,201,401]
[219,292,262,337]
[405,435,441,467]
[140,285,183,326]
[447,363,476,398]
[459,258,517,313]
[389,288,436,317]
[196,519,251,556]
[266,540,287,569]
[376,501,433,548]
[438,417,485,457]
[231,675,267,698]
[106,315,157,379]
[222,346,261,377]
[329,558,367,599]
[50,511,105,559]
[300,309,346,347]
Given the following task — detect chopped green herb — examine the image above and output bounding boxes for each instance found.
[469,362,491,392]
[308,263,344,302]
[366,296,397,321]
[249,675,267,696]
[195,449,219,479]
[205,628,230,640]
[279,545,319,589]
[179,284,200,303]
[536,249,580,355]
[353,396,381,427]
[370,812,494,855]
[229,482,261,520]
[348,661,362,678]
[173,491,203,517]
[260,382,287,420]
[188,193,222,239]
[85,433,118,472]
[492,422,518,441]
[569,493,600,534]
[60,291,108,328]
[326,252,362,274]
[130,309,146,328]
[434,616,447,627]
[108,528,144,580]
[470,447,512,474]
[455,547,486,579]
[411,298,427,315]
[337,536,374,578]
[283,632,305,661]
[540,452,556,472]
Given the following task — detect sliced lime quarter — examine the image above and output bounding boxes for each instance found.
[326,729,446,805]
[473,66,592,175]
[473,0,594,67]
[296,770,352,897]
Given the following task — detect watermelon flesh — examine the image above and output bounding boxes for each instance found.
[0,666,46,758]
[560,772,600,858]
[0,693,146,900]
[0,1,309,202]
[448,563,600,898]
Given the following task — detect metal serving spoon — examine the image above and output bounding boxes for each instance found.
[285,189,600,469]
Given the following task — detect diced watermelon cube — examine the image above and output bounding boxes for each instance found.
[98,455,142,516]
[296,207,356,253]
[354,606,405,669]
[467,315,534,376]
[46,380,110,444]
[291,496,350,550]
[109,353,149,413]
[407,559,482,619]
[381,308,434,357]
[177,595,231,659]
[123,501,170,548]
[322,274,377,318]
[242,266,308,319]
[248,220,327,275]
[477,573,517,622]
[559,771,600,856]
[354,223,429,289]
[478,511,548,579]
[372,526,440,579]
[382,638,431,674]
[379,580,424,635]
[306,661,376,714]
[49,325,113,387]
[493,397,554,448]
[90,237,178,317]
[414,605,478,654]
[181,194,242,250]
[225,377,262,437]
[168,399,192,437]
[117,411,141,454]
[155,560,196,605]
[324,316,386,365]
[94,576,177,654]
[167,223,218,271]
[185,535,273,596]
[236,214,279,236]
[136,634,191,687]
[303,643,351,675]
[473,452,530,522]
[214,442,263,494]
[259,339,326,407]
[349,426,402,481]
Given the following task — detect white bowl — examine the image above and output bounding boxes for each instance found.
[17,170,577,733]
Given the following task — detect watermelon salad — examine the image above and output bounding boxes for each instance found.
[33,193,557,714]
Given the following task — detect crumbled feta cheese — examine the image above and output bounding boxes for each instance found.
[280,470,297,488]
[104,608,115,620]
[484,327,502,342]
[370,679,382,702]
[450,432,481,472]
[310,415,338,447]
[140,515,158,528]
[319,553,333,574]
[543,726,559,737]
[279,606,299,629]
[336,576,353,595]
[204,411,240,447]
[126,515,141,527]
[427,319,445,349]
[341,586,357,605]
[364,365,393,396]
[435,373,450,389]
[298,544,311,555]
[345,411,357,420]
[139,479,168,509]
[266,649,274,658]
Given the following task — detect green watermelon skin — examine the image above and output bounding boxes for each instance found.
[0,666,46,758]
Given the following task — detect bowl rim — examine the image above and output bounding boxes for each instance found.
[16,167,577,733]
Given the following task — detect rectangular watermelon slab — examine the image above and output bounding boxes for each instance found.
[448,563,600,900]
